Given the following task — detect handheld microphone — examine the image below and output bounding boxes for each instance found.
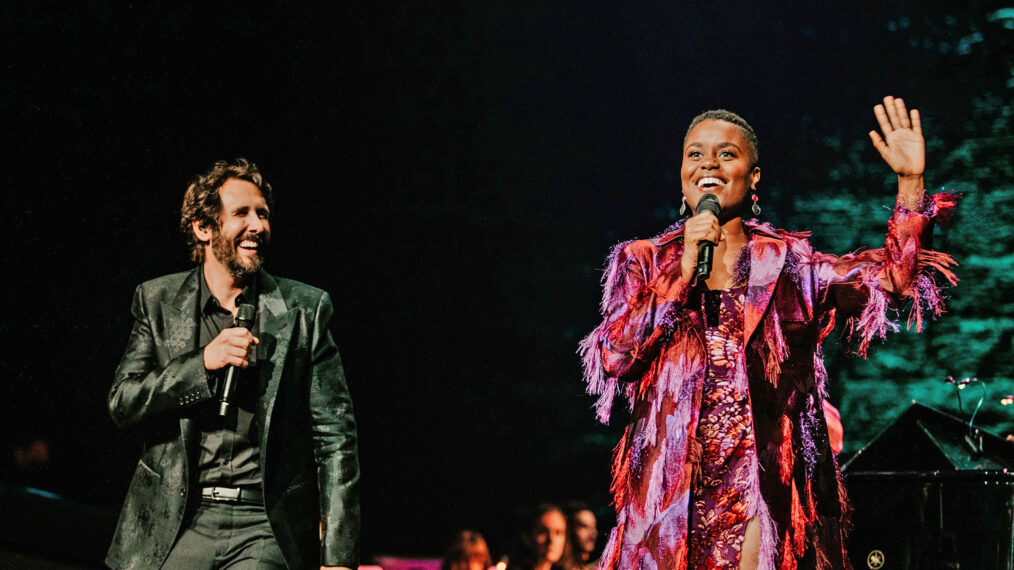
[695,194,721,282]
[218,303,257,417]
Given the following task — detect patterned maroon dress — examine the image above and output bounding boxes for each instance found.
[688,286,757,568]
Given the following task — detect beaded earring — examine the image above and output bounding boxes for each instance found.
[679,195,688,216]
[751,191,761,216]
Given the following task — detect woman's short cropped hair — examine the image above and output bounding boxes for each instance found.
[684,109,760,167]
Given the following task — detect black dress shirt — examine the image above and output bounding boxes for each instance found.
[196,269,263,489]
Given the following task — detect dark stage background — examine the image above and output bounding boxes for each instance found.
[3,0,1013,562]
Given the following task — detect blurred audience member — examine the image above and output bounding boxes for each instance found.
[13,438,51,470]
[5,437,56,491]
[442,530,492,570]
[510,503,567,570]
[562,502,598,569]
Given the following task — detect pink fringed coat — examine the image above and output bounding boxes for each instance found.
[580,195,957,569]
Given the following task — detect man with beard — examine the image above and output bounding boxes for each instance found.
[106,159,359,570]
[562,503,598,570]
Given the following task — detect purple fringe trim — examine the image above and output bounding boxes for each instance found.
[579,237,637,424]
[599,239,637,314]
[579,220,694,425]
[813,350,830,400]
[910,272,950,330]
[851,266,900,356]
[578,327,615,424]
[895,189,960,221]
[799,395,820,479]
[849,249,957,356]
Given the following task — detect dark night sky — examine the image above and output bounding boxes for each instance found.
[1,0,977,560]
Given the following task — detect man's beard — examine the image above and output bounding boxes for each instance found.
[210,227,269,281]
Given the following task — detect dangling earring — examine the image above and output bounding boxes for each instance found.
[751,191,761,216]
[679,195,688,216]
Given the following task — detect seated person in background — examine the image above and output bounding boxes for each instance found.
[562,502,599,570]
[510,504,567,570]
[442,530,492,570]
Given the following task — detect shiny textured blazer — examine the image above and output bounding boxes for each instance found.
[106,268,360,569]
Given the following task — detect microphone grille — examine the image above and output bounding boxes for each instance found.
[236,303,257,328]
[697,193,721,215]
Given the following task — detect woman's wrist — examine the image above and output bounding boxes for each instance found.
[897,173,925,210]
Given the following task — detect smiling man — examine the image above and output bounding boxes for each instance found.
[106,158,359,570]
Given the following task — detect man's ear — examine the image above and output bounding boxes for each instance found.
[193,220,212,243]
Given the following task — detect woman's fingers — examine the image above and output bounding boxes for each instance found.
[894,97,911,129]
[686,214,721,245]
[873,103,893,135]
[876,96,921,135]
[868,130,890,161]
[910,108,922,137]
[882,95,902,128]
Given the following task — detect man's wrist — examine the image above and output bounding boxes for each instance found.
[204,368,220,393]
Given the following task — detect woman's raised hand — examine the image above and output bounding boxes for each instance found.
[868,96,925,178]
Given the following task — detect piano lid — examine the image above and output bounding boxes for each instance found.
[842,402,1014,473]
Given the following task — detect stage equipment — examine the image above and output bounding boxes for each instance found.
[843,402,1014,569]
[0,483,116,567]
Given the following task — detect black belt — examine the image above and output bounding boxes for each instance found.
[200,486,263,504]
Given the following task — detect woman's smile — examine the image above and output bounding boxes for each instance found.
[681,118,760,215]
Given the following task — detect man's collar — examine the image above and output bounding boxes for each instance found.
[198,267,259,313]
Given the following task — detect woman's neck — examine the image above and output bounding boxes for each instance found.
[703,217,748,290]
[718,216,748,247]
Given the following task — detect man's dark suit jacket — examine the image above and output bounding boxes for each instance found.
[106,268,360,569]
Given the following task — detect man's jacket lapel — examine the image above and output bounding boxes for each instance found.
[256,271,298,455]
[160,269,200,361]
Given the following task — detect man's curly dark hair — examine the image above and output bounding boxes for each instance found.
[180,158,274,263]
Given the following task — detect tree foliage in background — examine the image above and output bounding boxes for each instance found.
[788,3,1014,453]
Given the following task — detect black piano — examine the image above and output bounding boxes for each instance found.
[843,402,1014,570]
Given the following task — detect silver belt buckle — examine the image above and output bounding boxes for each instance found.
[206,486,239,502]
